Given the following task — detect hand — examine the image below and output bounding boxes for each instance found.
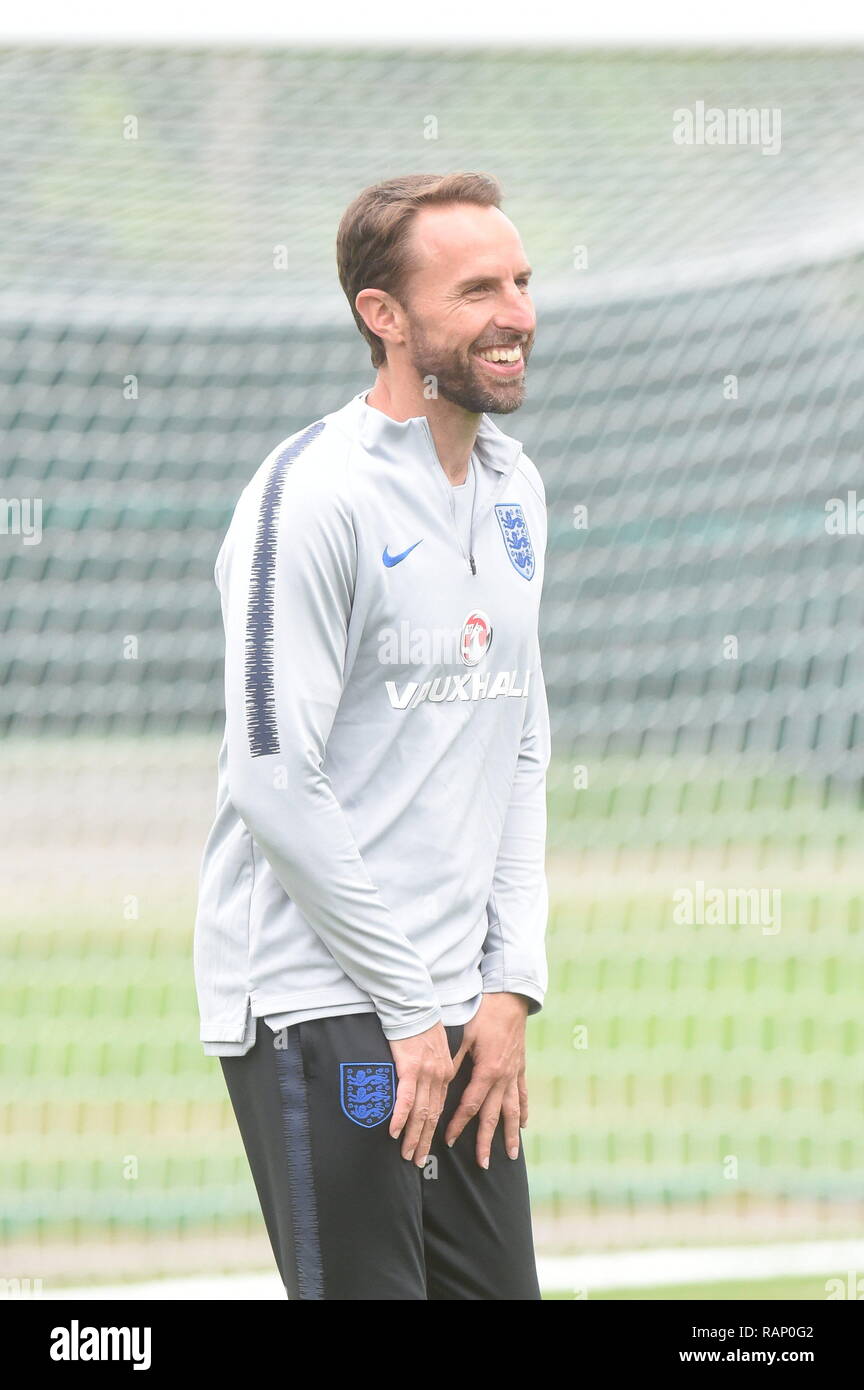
[444,992,530,1168]
[388,1020,453,1167]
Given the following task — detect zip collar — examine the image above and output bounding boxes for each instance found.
[343,387,524,479]
[333,387,524,578]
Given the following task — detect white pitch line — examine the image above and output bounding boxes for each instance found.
[26,1241,864,1299]
[540,1241,864,1293]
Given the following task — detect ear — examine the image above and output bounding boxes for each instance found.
[355,287,406,355]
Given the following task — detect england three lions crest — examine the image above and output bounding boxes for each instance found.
[339,1062,395,1128]
[495,503,535,580]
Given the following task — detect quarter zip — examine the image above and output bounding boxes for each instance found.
[420,419,520,576]
[451,453,478,574]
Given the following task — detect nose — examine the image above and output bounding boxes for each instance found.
[493,284,535,338]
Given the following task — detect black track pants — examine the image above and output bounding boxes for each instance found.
[219,1012,542,1300]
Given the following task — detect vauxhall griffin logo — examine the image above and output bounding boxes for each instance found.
[383,607,529,709]
[460,610,493,666]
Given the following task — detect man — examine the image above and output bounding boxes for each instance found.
[193,171,551,1300]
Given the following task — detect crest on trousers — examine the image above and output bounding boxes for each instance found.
[340,1062,396,1128]
[495,503,535,580]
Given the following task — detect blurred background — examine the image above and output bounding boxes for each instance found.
[2,7,864,1299]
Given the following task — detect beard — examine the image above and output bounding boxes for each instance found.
[405,315,532,415]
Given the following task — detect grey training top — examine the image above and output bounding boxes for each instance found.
[193,391,550,1055]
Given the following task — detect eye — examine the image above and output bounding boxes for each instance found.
[465,283,490,294]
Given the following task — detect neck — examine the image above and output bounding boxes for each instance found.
[365,369,479,486]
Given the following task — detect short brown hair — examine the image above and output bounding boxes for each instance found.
[336,172,502,368]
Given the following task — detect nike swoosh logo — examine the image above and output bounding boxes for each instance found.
[382,540,423,567]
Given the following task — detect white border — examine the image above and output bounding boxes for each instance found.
[1,1,864,46]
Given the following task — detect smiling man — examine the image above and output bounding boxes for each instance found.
[193,172,551,1300]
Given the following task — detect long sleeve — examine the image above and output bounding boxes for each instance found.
[480,631,551,1013]
[221,437,442,1041]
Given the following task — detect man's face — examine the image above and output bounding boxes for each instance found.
[395,203,536,414]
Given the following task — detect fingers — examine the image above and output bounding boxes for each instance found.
[474,1081,506,1169]
[411,1111,440,1169]
[443,1069,492,1149]
[388,1031,451,1163]
[399,1074,432,1161]
[448,1036,469,1078]
[388,1023,452,1154]
[444,1071,526,1166]
[518,1064,529,1129]
[405,1071,448,1167]
[503,1078,521,1160]
[389,1075,415,1141]
[390,1027,527,1170]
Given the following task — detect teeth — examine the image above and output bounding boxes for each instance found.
[478,346,522,363]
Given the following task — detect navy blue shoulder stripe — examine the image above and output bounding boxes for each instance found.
[245,420,327,758]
